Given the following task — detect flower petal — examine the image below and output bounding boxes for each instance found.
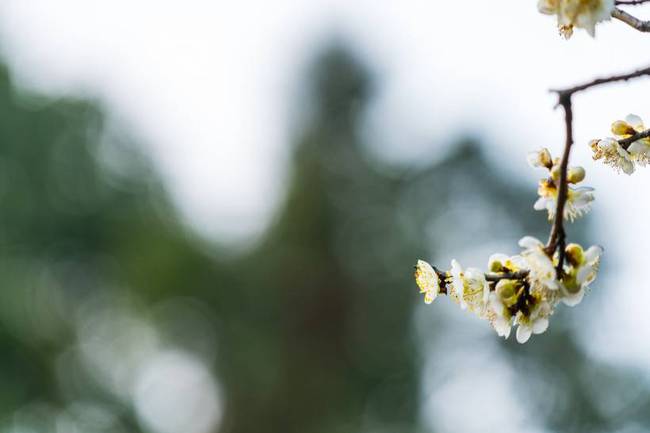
[516,325,532,344]
[518,236,543,250]
[532,318,549,334]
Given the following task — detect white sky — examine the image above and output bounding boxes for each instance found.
[0,1,649,430]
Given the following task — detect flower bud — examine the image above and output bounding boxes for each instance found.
[612,120,635,136]
[567,166,585,184]
[527,148,553,170]
[565,243,584,267]
[488,254,509,272]
[496,280,519,308]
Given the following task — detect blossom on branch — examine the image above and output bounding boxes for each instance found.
[413,238,602,343]
[414,259,440,304]
[590,137,634,174]
[559,243,603,306]
[529,148,594,221]
[591,114,650,173]
[537,0,615,38]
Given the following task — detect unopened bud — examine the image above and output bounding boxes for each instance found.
[612,120,635,136]
[567,166,585,184]
[565,243,584,267]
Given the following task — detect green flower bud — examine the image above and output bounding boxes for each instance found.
[565,243,584,267]
[567,166,585,184]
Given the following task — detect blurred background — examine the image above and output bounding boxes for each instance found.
[0,1,649,433]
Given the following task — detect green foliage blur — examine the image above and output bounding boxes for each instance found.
[0,44,647,433]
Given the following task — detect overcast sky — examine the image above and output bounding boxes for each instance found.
[0,1,649,431]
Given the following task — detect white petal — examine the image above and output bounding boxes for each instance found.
[534,197,548,211]
[562,289,585,307]
[623,160,635,175]
[584,245,603,263]
[494,316,511,339]
[625,114,644,130]
[598,137,617,149]
[516,325,532,344]
[518,236,543,250]
[532,318,549,334]
[577,265,597,286]
[628,141,646,155]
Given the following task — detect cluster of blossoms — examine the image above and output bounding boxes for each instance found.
[537,0,615,38]
[415,238,602,343]
[414,148,602,343]
[590,114,650,175]
[528,148,594,221]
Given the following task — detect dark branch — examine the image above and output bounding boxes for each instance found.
[429,267,528,296]
[551,65,650,97]
[545,95,571,275]
[619,128,650,150]
[615,0,650,6]
[545,65,650,271]
[485,270,529,282]
[612,8,650,32]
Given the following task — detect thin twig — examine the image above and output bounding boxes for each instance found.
[615,0,650,6]
[545,66,650,272]
[545,95,571,274]
[551,65,650,96]
[485,270,530,282]
[612,8,650,32]
[430,267,528,296]
[619,128,650,150]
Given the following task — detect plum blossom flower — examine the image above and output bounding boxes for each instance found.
[590,137,635,174]
[612,114,650,165]
[519,236,559,291]
[534,179,594,221]
[560,243,603,306]
[515,298,552,343]
[448,260,489,312]
[527,148,553,169]
[414,259,440,304]
[529,149,594,221]
[538,0,615,38]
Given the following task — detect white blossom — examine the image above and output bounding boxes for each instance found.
[515,299,551,344]
[560,244,603,306]
[448,260,489,312]
[590,137,635,174]
[538,0,615,38]
[519,236,558,291]
[414,259,440,304]
[534,180,594,221]
[612,114,650,166]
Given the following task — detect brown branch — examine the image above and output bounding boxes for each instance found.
[615,0,650,6]
[551,65,650,96]
[430,267,528,295]
[545,65,650,272]
[545,94,571,275]
[619,128,650,150]
[485,270,530,282]
[612,8,650,32]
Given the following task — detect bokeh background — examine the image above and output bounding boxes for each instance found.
[0,1,649,433]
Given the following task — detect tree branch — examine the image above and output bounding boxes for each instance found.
[550,65,650,97]
[612,8,650,32]
[615,0,650,6]
[619,128,650,150]
[544,65,650,271]
[431,267,529,295]
[545,95,571,274]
